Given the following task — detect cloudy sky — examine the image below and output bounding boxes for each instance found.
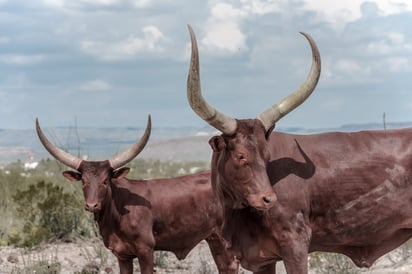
[1,0,412,130]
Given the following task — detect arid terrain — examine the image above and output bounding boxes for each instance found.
[1,239,412,274]
[0,240,241,274]
[2,126,412,274]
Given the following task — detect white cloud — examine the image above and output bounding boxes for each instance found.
[383,57,410,73]
[82,0,119,5]
[202,22,246,53]
[43,0,121,7]
[42,0,140,9]
[387,32,405,45]
[0,54,45,65]
[81,25,166,61]
[203,2,247,53]
[210,2,246,19]
[331,59,372,82]
[131,0,151,8]
[373,0,412,15]
[367,32,412,55]
[80,79,111,91]
[42,0,66,8]
[200,0,290,54]
[303,0,412,30]
[239,0,282,15]
[303,0,363,27]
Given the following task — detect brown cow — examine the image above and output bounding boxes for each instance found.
[187,25,412,274]
[35,116,239,274]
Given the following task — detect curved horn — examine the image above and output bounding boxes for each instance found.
[187,25,237,135]
[36,118,82,170]
[109,114,151,169]
[257,32,321,132]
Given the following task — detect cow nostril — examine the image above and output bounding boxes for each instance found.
[263,196,272,204]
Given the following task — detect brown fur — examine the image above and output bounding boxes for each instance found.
[210,119,412,273]
[63,160,239,274]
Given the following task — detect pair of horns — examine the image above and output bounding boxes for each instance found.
[36,115,151,170]
[187,25,321,135]
[37,27,320,165]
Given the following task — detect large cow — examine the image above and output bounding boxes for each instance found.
[35,116,239,274]
[186,25,412,274]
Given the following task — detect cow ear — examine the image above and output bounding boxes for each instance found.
[265,124,275,140]
[209,136,226,152]
[62,170,82,182]
[113,167,130,179]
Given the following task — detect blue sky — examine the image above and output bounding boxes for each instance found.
[1,0,412,130]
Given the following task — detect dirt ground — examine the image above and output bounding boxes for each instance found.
[0,240,239,274]
[0,239,411,274]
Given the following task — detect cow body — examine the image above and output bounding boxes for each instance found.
[88,167,237,273]
[213,127,412,273]
[36,117,238,274]
[185,25,412,273]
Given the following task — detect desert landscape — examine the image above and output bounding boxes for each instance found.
[2,128,412,274]
[1,238,412,274]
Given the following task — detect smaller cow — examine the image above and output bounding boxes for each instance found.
[36,116,239,274]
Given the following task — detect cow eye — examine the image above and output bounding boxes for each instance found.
[236,154,248,165]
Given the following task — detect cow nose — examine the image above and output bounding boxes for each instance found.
[262,192,277,207]
[263,196,271,203]
[85,202,99,212]
[246,192,277,210]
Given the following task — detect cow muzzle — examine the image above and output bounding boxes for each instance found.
[246,191,277,210]
[85,201,101,213]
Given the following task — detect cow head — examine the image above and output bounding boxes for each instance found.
[186,25,320,211]
[36,116,151,214]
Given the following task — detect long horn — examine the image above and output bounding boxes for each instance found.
[257,32,321,131]
[36,118,83,170]
[187,25,237,135]
[108,114,151,169]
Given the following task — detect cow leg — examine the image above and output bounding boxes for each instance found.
[117,258,134,274]
[205,234,240,274]
[281,246,309,274]
[136,249,154,274]
[272,210,311,274]
[278,235,309,274]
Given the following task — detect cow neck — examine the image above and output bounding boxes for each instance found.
[221,206,269,253]
[93,183,121,251]
[95,181,120,225]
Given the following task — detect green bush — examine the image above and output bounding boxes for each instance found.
[10,180,90,247]
[0,158,209,247]
[128,159,208,179]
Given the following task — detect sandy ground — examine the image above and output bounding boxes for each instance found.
[0,240,239,274]
[0,239,411,274]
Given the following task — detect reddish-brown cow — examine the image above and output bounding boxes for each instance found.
[36,116,239,274]
[187,25,412,274]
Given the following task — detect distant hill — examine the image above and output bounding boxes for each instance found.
[1,122,412,164]
[0,126,217,164]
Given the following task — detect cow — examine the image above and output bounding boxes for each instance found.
[35,116,239,274]
[186,25,412,274]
